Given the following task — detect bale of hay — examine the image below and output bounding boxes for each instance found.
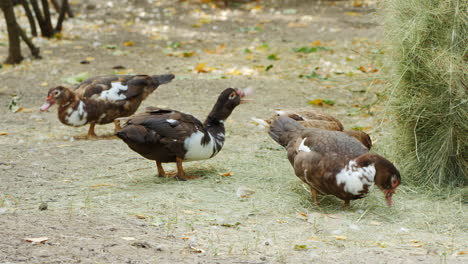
[384,0,467,187]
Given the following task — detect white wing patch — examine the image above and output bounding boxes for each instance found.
[298,138,311,152]
[166,119,177,125]
[336,160,376,195]
[99,82,128,101]
[65,101,88,126]
[184,131,223,161]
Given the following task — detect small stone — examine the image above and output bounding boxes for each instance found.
[131,241,151,249]
[39,202,48,211]
[155,244,164,251]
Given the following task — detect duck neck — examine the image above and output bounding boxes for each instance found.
[203,115,226,136]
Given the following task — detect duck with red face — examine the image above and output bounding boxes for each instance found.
[116,88,250,181]
[40,74,174,138]
[269,116,401,208]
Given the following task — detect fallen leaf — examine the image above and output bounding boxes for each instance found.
[86,56,95,61]
[189,246,205,253]
[293,244,308,251]
[8,96,21,112]
[376,242,387,248]
[267,54,279,60]
[308,99,335,106]
[334,235,347,240]
[40,82,48,87]
[204,44,226,54]
[0,132,8,136]
[183,51,195,57]
[311,40,321,46]
[236,186,255,198]
[359,66,367,73]
[370,221,382,226]
[293,46,329,54]
[219,172,233,177]
[309,236,319,241]
[123,41,135,47]
[18,108,34,113]
[345,12,362,16]
[194,63,214,73]
[57,144,73,148]
[287,22,308,28]
[182,237,190,241]
[458,251,467,255]
[265,64,274,71]
[63,72,89,85]
[90,184,113,188]
[24,237,48,244]
[135,215,146,219]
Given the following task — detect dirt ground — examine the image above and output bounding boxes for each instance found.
[0,0,466,263]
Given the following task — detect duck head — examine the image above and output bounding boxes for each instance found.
[206,88,249,123]
[356,153,401,207]
[40,86,75,112]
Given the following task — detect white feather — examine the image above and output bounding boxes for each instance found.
[184,131,223,161]
[336,160,376,195]
[65,101,88,126]
[166,119,177,125]
[298,138,311,152]
[99,82,128,101]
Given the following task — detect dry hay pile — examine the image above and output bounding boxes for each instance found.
[384,0,467,188]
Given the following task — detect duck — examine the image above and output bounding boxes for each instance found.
[268,116,400,208]
[116,88,248,181]
[253,109,372,149]
[39,74,175,137]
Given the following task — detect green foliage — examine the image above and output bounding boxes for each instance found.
[385,0,467,187]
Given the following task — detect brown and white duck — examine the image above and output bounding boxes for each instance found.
[253,109,372,149]
[40,74,175,137]
[116,88,248,181]
[269,116,400,207]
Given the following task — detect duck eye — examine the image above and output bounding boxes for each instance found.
[228,92,237,100]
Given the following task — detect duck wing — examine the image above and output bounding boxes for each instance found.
[74,74,174,102]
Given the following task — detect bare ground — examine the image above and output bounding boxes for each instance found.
[0,0,466,263]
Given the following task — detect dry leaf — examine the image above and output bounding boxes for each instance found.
[57,144,73,148]
[0,132,8,136]
[204,44,226,54]
[236,186,255,198]
[90,184,113,188]
[308,99,324,105]
[219,172,233,177]
[309,236,319,241]
[123,41,135,47]
[189,246,205,253]
[40,82,48,87]
[458,251,467,255]
[182,237,190,241]
[19,108,34,113]
[195,63,213,73]
[359,66,367,73]
[311,40,322,46]
[345,12,362,16]
[24,237,48,244]
[334,235,347,240]
[370,221,382,226]
[135,215,146,219]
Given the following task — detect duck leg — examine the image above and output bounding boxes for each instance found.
[343,200,350,209]
[156,161,166,177]
[87,122,97,138]
[175,157,187,181]
[114,119,122,133]
[311,188,319,206]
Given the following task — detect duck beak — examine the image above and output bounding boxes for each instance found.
[237,87,254,104]
[384,189,396,207]
[40,96,55,112]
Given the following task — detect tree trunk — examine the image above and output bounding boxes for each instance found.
[55,0,69,32]
[18,0,37,36]
[0,0,23,64]
[40,0,54,36]
[30,0,54,37]
[17,23,41,59]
